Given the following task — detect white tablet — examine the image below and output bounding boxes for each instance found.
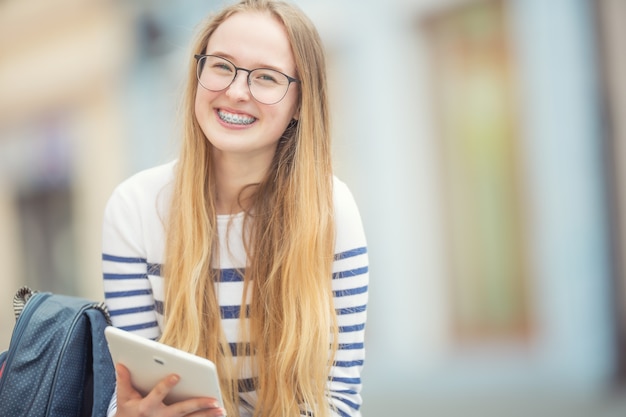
[104,326,223,406]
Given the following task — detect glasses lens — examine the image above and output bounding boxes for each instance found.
[249,69,291,104]
[197,56,235,92]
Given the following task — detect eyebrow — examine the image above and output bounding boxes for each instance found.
[207,51,292,74]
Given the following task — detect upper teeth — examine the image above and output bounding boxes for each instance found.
[218,110,256,125]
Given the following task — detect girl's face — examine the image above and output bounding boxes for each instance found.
[195,11,300,163]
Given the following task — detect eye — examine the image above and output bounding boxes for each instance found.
[205,56,234,74]
[212,62,234,73]
[255,71,278,83]
[252,69,286,86]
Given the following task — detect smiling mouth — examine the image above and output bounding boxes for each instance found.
[217,110,257,125]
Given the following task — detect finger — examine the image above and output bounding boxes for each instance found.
[144,373,181,405]
[167,398,225,417]
[115,364,142,403]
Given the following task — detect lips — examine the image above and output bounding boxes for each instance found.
[217,109,256,125]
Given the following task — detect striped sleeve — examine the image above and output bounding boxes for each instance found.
[102,164,174,416]
[329,247,368,417]
[327,178,369,417]
[101,185,161,340]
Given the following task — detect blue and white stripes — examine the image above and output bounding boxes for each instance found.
[102,161,369,417]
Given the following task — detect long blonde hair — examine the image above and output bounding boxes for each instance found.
[159,1,337,416]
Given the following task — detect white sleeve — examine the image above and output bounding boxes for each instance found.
[107,385,118,417]
[102,183,161,340]
[328,179,369,417]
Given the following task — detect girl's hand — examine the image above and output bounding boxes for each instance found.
[114,364,226,417]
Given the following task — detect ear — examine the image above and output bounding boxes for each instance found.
[292,108,300,121]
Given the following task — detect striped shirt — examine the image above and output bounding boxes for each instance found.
[102,161,369,417]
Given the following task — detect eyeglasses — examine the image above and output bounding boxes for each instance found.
[194,54,300,105]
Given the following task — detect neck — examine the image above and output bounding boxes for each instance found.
[212,150,271,215]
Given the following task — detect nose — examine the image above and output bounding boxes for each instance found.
[225,70,251,101]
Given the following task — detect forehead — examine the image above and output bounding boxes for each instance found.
[206,11,295,71]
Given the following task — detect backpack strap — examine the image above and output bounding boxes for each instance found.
[85,307,116,416]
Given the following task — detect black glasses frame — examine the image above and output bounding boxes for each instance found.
[194,54,300,104]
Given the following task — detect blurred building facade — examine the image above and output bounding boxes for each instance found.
[1,0,625,415]
[0,0,133,354]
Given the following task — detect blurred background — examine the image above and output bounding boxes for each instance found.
[1,0,625,415]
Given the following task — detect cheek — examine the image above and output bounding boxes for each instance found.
[194,89,204,120]
[194,88,217,139]
[194,88,208,115]
[195,84,218,105]
[282,91,300,121]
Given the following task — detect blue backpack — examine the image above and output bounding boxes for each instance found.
[0,287,116,416]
